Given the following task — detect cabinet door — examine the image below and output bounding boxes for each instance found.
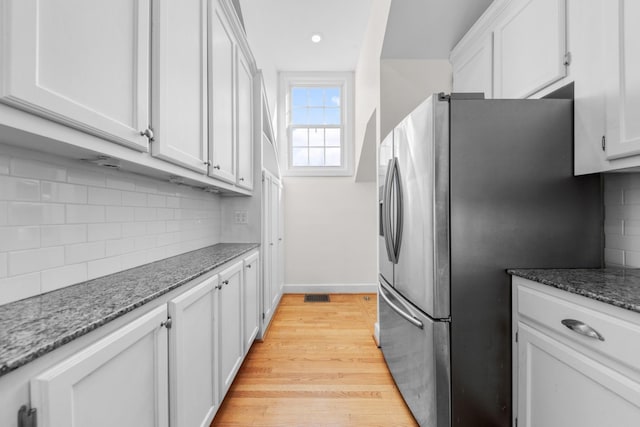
[517,323,640,427]
[243,251,260,352]
[151,0,209,173]
[604,0,640,159]
[494,0,567,98]
[262,174,274,327]
[168,276,219,427]
[218,260,243,399]
[209,2,237,184]
[236,48,254,190]
[452,36,494,98]
[270,178,281,309]
[0,0,150,151]
[30,306,169,427]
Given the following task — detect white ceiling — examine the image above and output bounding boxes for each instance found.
[239,0,494,72]
[239,0,374,72]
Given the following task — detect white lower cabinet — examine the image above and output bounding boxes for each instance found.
[243,251,260,353]
[513,277,640,427]
[30,306,169,427]
[11,249,260,427]
[217,260,244,400]
[168,275,219,427]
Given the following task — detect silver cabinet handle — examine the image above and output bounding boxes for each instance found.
[213,165,221,170]
[222,280,229,285]
[215,283,223,290]
[561,319,605,341]
[239,177,245,181]
[140,128,154,141]
[379,281,423,329]
[204,160,211,166]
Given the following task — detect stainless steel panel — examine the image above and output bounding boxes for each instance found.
[393,96,450,319]
[379,280,450,427]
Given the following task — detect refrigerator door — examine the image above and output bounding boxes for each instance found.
[393,96,450,319]
[379,279,450,427]
[378,131,394,285]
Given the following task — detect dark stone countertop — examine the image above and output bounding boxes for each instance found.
[0,242,259,377]
[508,268,640,314]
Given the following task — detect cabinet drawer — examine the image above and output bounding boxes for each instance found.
[517,284,640,374]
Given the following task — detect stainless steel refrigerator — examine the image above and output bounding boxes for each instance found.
[378,93,602,427]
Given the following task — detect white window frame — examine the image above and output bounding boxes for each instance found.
[278,71,354,176]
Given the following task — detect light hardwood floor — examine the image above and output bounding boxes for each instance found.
[211,294,418,426]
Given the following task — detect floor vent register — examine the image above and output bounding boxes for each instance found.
[304,294,330,303]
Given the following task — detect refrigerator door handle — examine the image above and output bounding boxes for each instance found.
[392,159,403,262]
[383,158,396,263]
[379,281,423,329]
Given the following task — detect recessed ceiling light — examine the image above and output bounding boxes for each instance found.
[311,33,322,43]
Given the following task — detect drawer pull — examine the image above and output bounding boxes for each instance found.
[561,319,605,341]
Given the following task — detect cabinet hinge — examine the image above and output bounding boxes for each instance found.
[515,417,518,427]
[161,316,173,329]
[18,405,37,427]
[262,312,265,320]
[563,51,572,66]
[515,331,518,343]
[602,135,606,151]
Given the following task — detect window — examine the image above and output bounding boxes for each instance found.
[279,72,353,176]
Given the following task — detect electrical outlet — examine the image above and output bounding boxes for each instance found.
[234,210,248,224]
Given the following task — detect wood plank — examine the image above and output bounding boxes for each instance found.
[211,294,418,426]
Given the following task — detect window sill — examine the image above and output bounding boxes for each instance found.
[281,166,353,177]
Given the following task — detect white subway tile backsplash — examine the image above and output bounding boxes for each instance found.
[87,256,122,280]
[106,206,134,223]
[8,202,65,225]
[0,147,222,304]
[66,204,105,224]
[604,173,640,268]
[0,253,6,277]
[604,248,624,266]
[9,246,65,276]
[88,187,122,205]
[0,176,40,201]
[0,227,40,251]
[88,223,122,242]
[122,191,148,207]
[0,273,41,305]
[41,181,88,204]
[65,241,106,264]
[11,158,66,182]
[67,168,105,187]
[41,263,87,293]
[41,224,87,247]
[106,238,135,257]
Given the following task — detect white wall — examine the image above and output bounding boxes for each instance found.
[282,177,377,288]
[603,172,640,267]
[380,59,452,139]
[0,144,222,305]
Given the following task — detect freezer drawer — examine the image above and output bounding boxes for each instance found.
[379,280,451,427]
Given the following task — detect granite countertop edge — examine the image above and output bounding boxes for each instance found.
[0,242,259,377]
[508,268,640,314]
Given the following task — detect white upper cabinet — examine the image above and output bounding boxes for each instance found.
[452,35,494,98]
[0,0,150,151]
[208,1,237,184]
[236,47,254,190]
[493,0,567,98]
[151,0,209,173]
[604,0,640,160]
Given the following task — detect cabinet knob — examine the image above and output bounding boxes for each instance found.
[204,160,212,166]
[140,128,154,141]
[222,280,229,285]
[215,283,223,290]
[213,165,221,170]
[239,177,245,181]
[246,264,252,269]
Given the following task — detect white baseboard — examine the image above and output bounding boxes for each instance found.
[283,283,377,294]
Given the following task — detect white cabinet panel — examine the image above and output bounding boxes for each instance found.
[151,0,208,173]
[604,0,640,160]
[0,0,150,151]
[236,48,254,190]
[243,251,260,353]
[218,260,243,399]
[208,2,237,184]
[517,323,640,427]
[30,306,169,427]
[494,0,567,98]
[168,275,219,427]
[261,172,283,337]
[452,36,493,98]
